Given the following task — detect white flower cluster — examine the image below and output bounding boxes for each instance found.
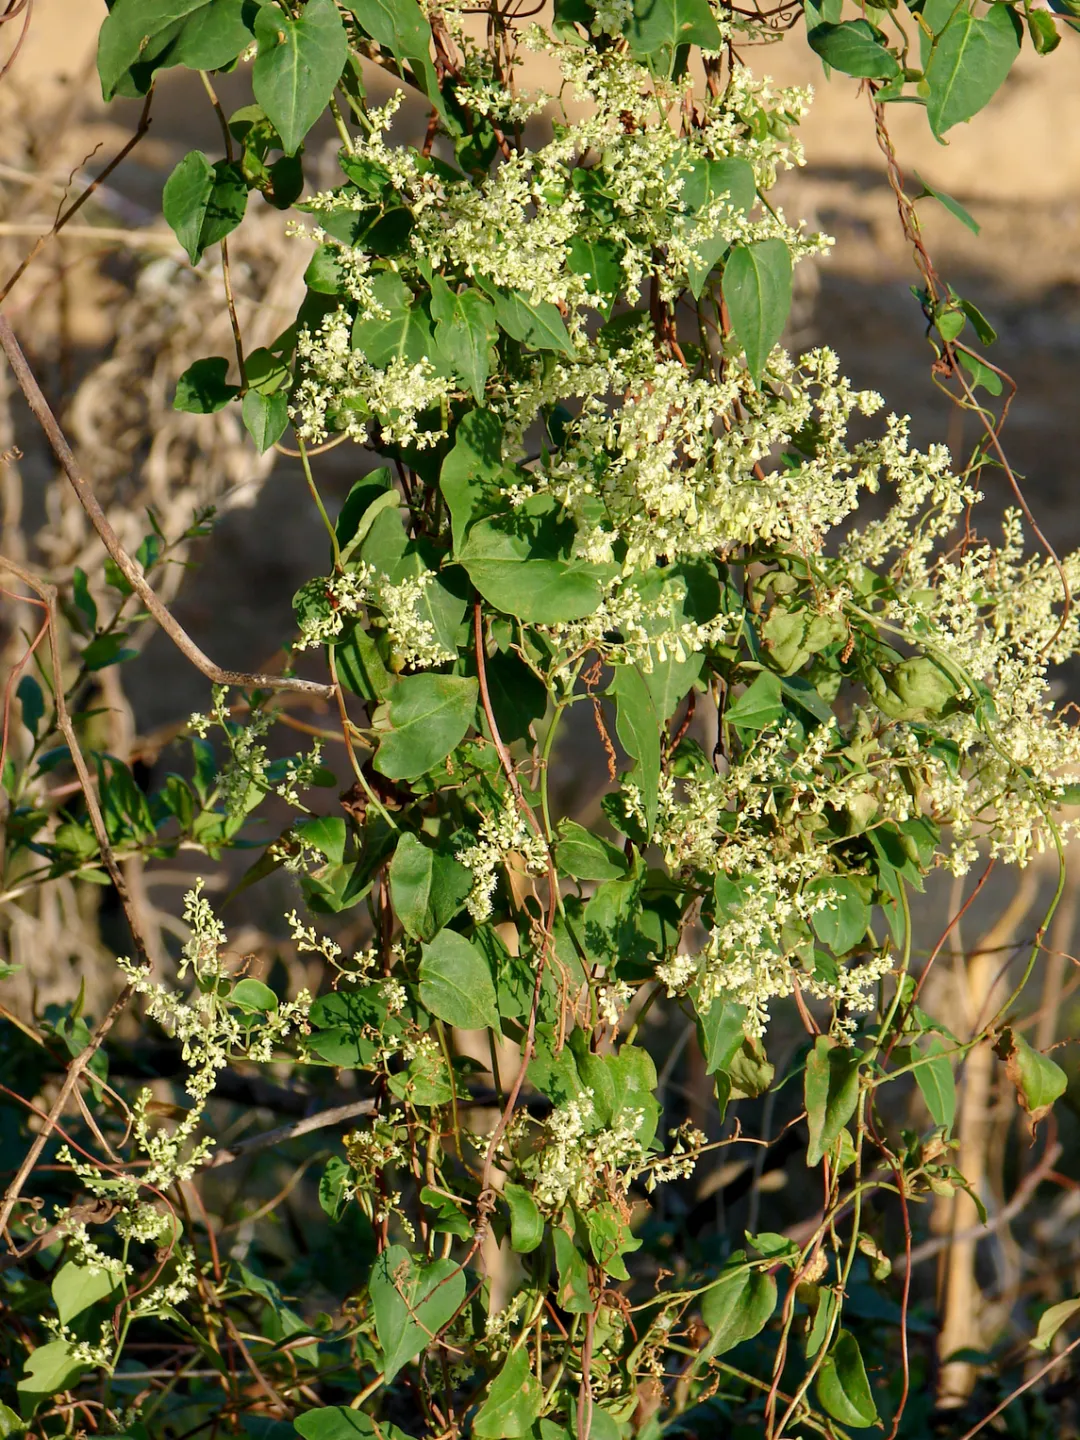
[292,307,452,449]
[458,793,550,921]
[374,570,456,670]
[293,567,372,651]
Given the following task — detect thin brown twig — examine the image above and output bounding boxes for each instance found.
[0,319,332,699]
[0,89,154,305]
[0,561,152,1240]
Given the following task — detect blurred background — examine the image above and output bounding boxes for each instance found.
[4,2,1080,1423]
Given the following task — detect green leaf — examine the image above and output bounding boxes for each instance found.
[609,664,661,832]
[242,389,290,452]
[807,20,900,78]
[805,1036,862,1167]
[174,356,239,413]
[342,0,441,114]
[16,1339,86,1400]
[17,674,44,740]
[626,0,722,75]
[725,670,784,731]
[459,499,611,624]
[491,289,575,356]
[318,1156,352,1221]
[253,0,348,156]
[586,1201,642,1280]
[957,297,997,345]
[913,172,980,234]
[555,821,628,881]
[816,1330,878,1429]
[440,408,505,555]
[1031,1297,1080,1352]
[162,150,215,263]
[343,0,432,53]
[231,978,279,1014]
[553,1225,592,1313]
[1027,7,1061,53]
[503,1182,544,1254]
[723,239,793,383]
[431,277,496,402]
[695,994,748,1076]
[805,876,870,954]
[370,1244,466,1382]
[388,1047,455,1106]
[701,1264,777,1354]
[296,1406,387,1438]
[0,1403,23,1436]
[473,1346,543,1438]
[682,156,757,298]
[389,832,473,941]
[51,1260,121,1325]
[372,673,478,780]
[483,649,548,744]
[925,3,1021,139]
[419,929,499,1029]
[72,567,98,632]
[352,271,436,367]
[567,235,624,298]
[958,349,1003,396]
[914,1036,956,1132]
[98,0,253,100]
[994,1027,1067,1130]
[295,815,347,863]
[334,624,392,703]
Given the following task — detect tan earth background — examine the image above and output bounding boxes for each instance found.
[4,1,1080,1399]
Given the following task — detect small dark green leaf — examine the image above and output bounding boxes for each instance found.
[808,20,900,78]
[491,289,575,356]
[231,978,279,1014]
[242,389,290,452]
[805,876,870,954]
[162,150,215,264]
[701,1265,777,1354]
[995,1026,1067,1131]
[914,172,980,234]
[555,821,629,881]
[723,239,793,383]
[626,0,722,75]
[725,670,784,731]
[373,673,478,780]
[253,0,349,155]
[174,356,239,413]
[370,1245,465,1382]
[609,664,660,832]
[816,1330,878,1429]
[295,815,347,863]
[440,408,505,554]
[52,1261,121,1325]
[925,3,1022,139]
[98,0,253,101]
[914,1036,956,1132]
[553,1226,592,1313]
[805,1036,862,1167]
[17,675,44,740]
[503,1183,544,1254]
[418,929,499,1030]
[389,832,472,941]
[431,277,496,402]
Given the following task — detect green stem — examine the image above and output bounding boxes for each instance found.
[298,434,342,572]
